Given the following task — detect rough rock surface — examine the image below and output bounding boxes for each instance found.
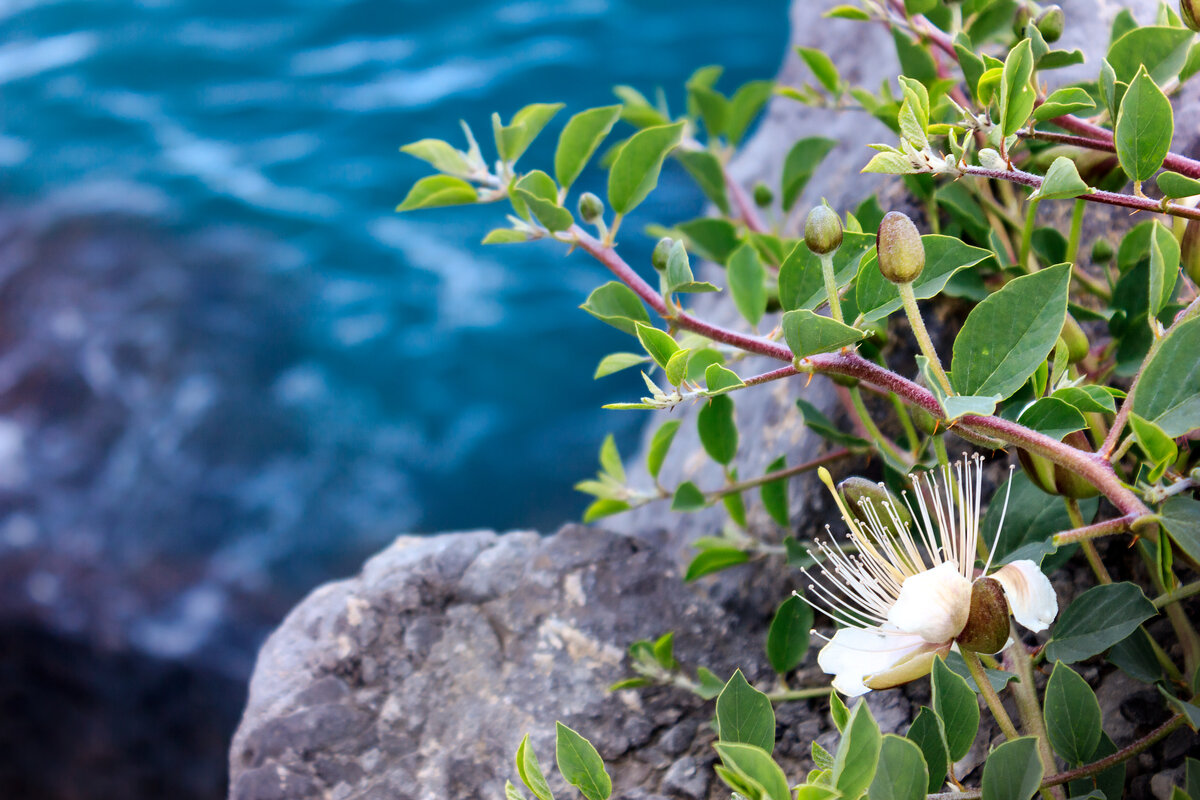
[231,1,1198,799]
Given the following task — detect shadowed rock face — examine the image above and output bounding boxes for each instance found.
[228,1,1199,798]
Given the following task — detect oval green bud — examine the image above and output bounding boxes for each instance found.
[1090,238,1114,263]
[956,577,1010,655]
[805,204,843,255]
[1035,5,1064,42]
[1183,0,1200,32]
[1060,313,1089,364]
[578,192,604,223]
[753,182,774,208]
[1182,218,1200,285]
[651,237,673,271]
[876,211,925,284]
[1012,4,1033,37]
[838,477,912,542]
[1017,430,1101,499]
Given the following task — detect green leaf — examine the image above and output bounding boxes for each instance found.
[1148,220,1181,318]
[833,700,882,799]
[1115,66,1174,184]
[645,420,681,480]
[687,82,729,138]
[685,547,749,578]
[796,397,871,449]
[931,657,979,762]
[1131,315,1200,436]
[513,171,574,232]
[676,149,731,215]
[687,347,725,382]
[705,363,745,394]
[1045,582,1158,663]
[1031,157,1090,201]
[598,433,624,483]
[716,669,776,753]
[781,309,864,359]
[1051,385,1118,415]
[555,105,622,190]
[494,103,564,165]
[728,243,768,328]
[782,137,838,211]
[555,722,611,800]
[779,231,876,311]
[665,348,692,387]
[1107,25,1196,84]
[830,692,850,733]
[675,217,741,264]
[1162,496,1200,566]
[1108,625,1164,684]
[941,394,1000,420]
[1067,733,1125,800]
[594,352,649,379]
[396,175,477,211]
[1130,412,1178,480]
[1030,87,1096,122]
[517,734,555,800]
[944,651,1017,693]
[1016,397,1087,440]
[715,743,792,800]
[726,80,774,145]
[760,455,789,527]
[607,122,685,215]
[868,735,928,800]
[950,263,1071,400]
[582,498,630,522]
[482,229,530,245]
[673,482,710,513]
[855,235,992,322]
[766,595,813,675]
[891,27,937,85]
[506,780,529,800]
[906,708,949,794]
[400,138,471,176]
[797,47,841,94]
[580,282,651,336]
[981,737,1043,800]
[1158,170,1200,198]
[1043,661,1103,765]
[1161,687,1200,731]
[652,631,676,669]
[663,239,719,295]
[635,322,680,369]
[698,394,738,465]
[695,666,726,700]
[1000,39,1036,137]
[825,5,871,20]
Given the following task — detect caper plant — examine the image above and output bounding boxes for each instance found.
[398,2,1200,798]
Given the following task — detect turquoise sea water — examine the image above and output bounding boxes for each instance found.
[0,1,789,575]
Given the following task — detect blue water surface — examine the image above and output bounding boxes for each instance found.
[0,1,789,565]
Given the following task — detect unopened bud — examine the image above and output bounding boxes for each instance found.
[1060,314,1089,364]
[651,237,673,271]
[956,577,1010,655]
[1182,218,1200,285]
[1035,5,1065,42]
[753,182,774,208]
[1183,0,1200,32]
[805,204,843,255]
[1012,4,1033,37]
[1091,239,1114,263]
[1017,430,1101,499]
[838,477,912,542]
[578,192,604,223]
[876,211,925,284]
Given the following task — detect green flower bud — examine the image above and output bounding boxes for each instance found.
[651,237,673,271]
[805,204,843,255]
[1012,4,1033,37]
[876,211,925,284]
[1182,218,1200,285]
[838,477,912,542]
[1090,238,1114,263]
[753,182,774,208]
[1060,313,1089,364]
[1017,430,1101,499]
[1035,5,1064,42]
[956,577,1010,655]
[578,192,604,224]
[1183,0,1200,32]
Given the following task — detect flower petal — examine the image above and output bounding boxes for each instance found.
[992,559,1057,632]
[886,561,972,644]
[817,626,933,697]
[864,643,953,690]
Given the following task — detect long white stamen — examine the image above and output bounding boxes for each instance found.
[982,464,1016,576]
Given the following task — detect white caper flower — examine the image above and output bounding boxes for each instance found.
[798,455,1058,697]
